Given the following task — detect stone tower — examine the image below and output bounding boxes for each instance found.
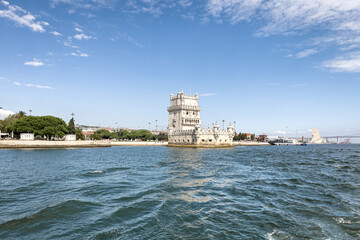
[167,91,235,147]
[167,91,201,133]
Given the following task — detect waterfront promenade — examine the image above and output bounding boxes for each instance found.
[0,140,268,149]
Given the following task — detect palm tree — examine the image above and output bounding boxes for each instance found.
[16,111,26,120]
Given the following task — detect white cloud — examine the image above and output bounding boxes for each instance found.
[199,93,217,97]
[50,31,61,36]
[0,76,7,80]
[296,49,318,59]
[204,0,360,73]
[64,37,78,48]
[75,27,82,32]
[323,52,360,72]
[13,81,54,89]
[74,33,95,40]
[50,0,115,10]
[24,58,44,67]
[206,0,262,24]
[179,0,192,7]
[0,1,48,32]
[0,108,15,120]
[276,131,286,134]
[70,50,89,57]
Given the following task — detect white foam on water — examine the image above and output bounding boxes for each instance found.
[334,217,352,224]
[91,170,104,174]
[265,230,277,240]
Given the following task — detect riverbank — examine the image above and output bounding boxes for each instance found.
[0,140,111,149]
[233,141,270,146]
[111,141,167,146]
[0,140,269,149]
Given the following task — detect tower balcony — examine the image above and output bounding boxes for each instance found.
[167,105,201,112]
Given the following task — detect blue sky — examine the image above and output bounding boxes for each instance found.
[0,0,360,138]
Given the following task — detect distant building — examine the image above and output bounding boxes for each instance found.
[244,133,252,140]
[64,134,76,141]
[258,134,267,142]
[310,128,324,144]
[20,133,34,141]
[167,91,235,147]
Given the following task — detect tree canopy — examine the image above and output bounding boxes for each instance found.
[89,129,167,141]
[68,118,76,134]
[7,116,69,139]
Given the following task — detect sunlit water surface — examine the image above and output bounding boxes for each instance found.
[1,145,360,239]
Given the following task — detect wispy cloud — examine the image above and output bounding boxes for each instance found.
[199,93,217,97]
[0,0,48,32]
[75,27,82,32]
[70,50,89,57]
[205,0,262,24]
[74,33,96,40]
[204,0,360,72]
[323,52,360,72]
[296,49,318,59]
[13,81,54,89]
[24,58,44,67]
[64,37,78,48]
[50,31,61,36]
[50,0,115,10]
[112,33,142,47]
[181,13,195,21]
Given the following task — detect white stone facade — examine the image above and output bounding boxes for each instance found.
[167,91,235,147]
[20,133,34,141]
[64,134,76,141]
[310,128,324,144]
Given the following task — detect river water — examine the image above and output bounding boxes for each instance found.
[0,145,359,239]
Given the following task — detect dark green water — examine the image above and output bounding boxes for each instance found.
[1,145,360,239]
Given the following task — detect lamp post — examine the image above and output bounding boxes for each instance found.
[29,109,32,116]
[222,120,225,130]
[234,121,236,133]
[155,119,158,131]
[148,122,151,131]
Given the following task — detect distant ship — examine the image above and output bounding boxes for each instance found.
[268,138,298,145]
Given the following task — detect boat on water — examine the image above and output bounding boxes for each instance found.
[268,138,300,145]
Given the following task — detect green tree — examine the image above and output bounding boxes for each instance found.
[68,118,76,134]
[75,129,85,140]
[155,132,168,141]
[16,111,26,120]
[0,114,17,132]
[89,132,102,140]
[7,115,69,139]
[95,129,111,139]
[109,132,119,139]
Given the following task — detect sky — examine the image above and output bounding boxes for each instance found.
[0,0,360,139]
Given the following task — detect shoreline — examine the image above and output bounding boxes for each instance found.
[0,140,270,149]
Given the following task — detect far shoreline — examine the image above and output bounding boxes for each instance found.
[0,140,270,149]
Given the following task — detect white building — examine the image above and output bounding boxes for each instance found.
[310,128,324,144]
[20,133,34,141]
[167,91,235,147]
[64,134,76,141]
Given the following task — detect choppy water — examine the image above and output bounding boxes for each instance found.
[1,145,360,239]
